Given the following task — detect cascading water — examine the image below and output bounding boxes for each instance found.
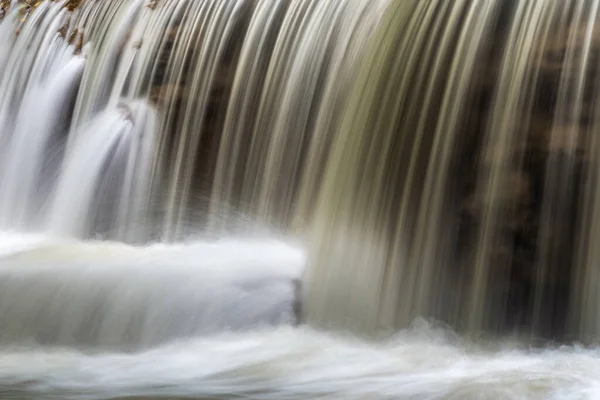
[47,101,158,240]
[3,0,600,398]
[304,0,600,342]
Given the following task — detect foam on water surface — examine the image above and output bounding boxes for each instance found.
[0,232,303,349]
[0,234,599,399]
[1,324,600,399]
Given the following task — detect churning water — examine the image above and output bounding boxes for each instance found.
[5,0,600,398]
[0,235,595,400]
[0,233,600,400]
[0,233,303,349]
[1,304,600,399]
[1,234,600,400]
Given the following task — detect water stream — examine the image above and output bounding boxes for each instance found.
[3,0,600,398]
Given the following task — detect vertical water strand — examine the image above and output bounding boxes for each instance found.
[162,0,248,240]
[149,0,247,235]
[0,1,64,156]
[370,0,457,327]
[114,102,158,241]
[104,2,156,109]
[0,2,85,229]
[9,2,61,94]
[0,1,17,71]
[42,0,168,241]
[86,0,163,239]
[343,0,463,330]
[304,0,503,333]
[366,0,497,328]
[570,10,600,340]
[124,0,187,103]
[161,0,247,238]
[147,0,205,199]
[304,0,436,332]
[467,0,559,333]
[253,0,360,227]
[121,0,191,239]
[103,0,184,110]
[208,0,291,231]
[0,4,24,176]
[0,43,84,228]
[145,0,201,237]
[292,0,389,231]
[47,105,142,238]
[532,1,599,338]
[236,0,328,229]
[67,0,144,137]
[396,0,500,328]
[223,0,390,231]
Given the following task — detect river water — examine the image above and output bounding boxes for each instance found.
[4,0,600,398]
[0,233,599,400]
[2,320,600,399]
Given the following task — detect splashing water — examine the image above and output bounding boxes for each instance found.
[4,0,600,398]
[46,101,158,241]
[0,233,302,349]
[3,323,600,399]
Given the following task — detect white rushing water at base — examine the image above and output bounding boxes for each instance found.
[2,322,600,400]
[0,233,302,349]
[0,234,598,399]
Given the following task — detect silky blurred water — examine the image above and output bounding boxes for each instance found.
[2,322,600,400]
[0,233,597,399]
[0,233,303,350]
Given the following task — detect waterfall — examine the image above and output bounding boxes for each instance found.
[47,101,158,240]
[0,0,383,353]
[302,0,600,341]
[0,0,385,238]
[8,0,600,398]
[304,0,502,334]
[3,0,600,345]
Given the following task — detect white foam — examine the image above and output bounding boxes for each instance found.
[0,232,304,349]
[1,323,600,399]
[0,234,598,399]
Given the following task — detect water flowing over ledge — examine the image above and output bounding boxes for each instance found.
[5,0,600,340]
[4,0,600,397]
[0,232,303,349]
